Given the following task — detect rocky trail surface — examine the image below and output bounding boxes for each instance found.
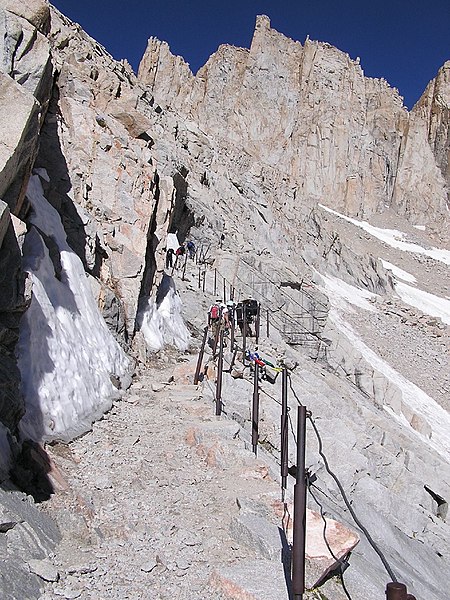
[36,353,346,600]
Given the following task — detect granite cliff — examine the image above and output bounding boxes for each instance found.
[0,2,449,598]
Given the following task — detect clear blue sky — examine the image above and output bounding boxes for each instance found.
[51,0,449,109]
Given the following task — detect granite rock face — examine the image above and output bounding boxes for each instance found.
[139,15,449,237]
[35,7,179,337]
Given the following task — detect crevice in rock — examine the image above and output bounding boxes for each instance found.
[424,485,448,521]
[134,172,161,334]
[34,78,88,271]
[169,170,195,240]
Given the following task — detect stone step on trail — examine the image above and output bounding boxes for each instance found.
[210,559,290,600]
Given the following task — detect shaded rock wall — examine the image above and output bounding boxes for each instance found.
[0,0,51,463]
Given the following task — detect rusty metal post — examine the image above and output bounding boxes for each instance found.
[212,325,220,359]
[229,343,238,372]
[230,313,235,349]
[255,302,261,346]
[223,276,226,303]
[181,251,188,280]
[193,326,209,385]
[198,266,201,289]
[231,285,235,300]
[292,405,307,600]
[213,268,217,296]
[215,330,224,416]
[386,583,407,600]
[202,269,206,292]
[252,363,260,455]
[242,306,247,363]
[266,309,270,338]
[281,368,289,492]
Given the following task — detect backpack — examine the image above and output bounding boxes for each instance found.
[210,305,220,320]
[245,299,258,317]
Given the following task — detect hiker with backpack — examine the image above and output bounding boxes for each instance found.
[236,298,258,337]
[208,300,225,351]
[186,240,196,260]
[208,301,222,328]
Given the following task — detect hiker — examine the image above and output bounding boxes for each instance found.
[174,244,185,269]
[236,299,256,337]
[166,247,174,268]
[208,300,224,348]
[186,240,196,260]
[226,300,235,328]
[208,300,222,328]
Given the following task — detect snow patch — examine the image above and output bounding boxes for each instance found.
[381,260,417,283]
[138,275,190,352]
[394,282,450,325]
[316,272,378,312]
[17,173,132,442]
[330,310,450,461]
[319,204,450,266]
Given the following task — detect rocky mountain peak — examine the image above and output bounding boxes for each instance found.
[137,15,449,237]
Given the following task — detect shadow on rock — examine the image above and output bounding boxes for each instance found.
[9,441,54,502]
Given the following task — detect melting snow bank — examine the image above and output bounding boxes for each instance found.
[137,274,190,352]
[316,272,378,312]
[381,259,450,324]
[394,281,450,325]
[329,310,450,462]
[380,260,417,283]
[17,173,132,443]
[319,204,450,266]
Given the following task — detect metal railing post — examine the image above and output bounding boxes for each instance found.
[386,583,407,600]
[213,268,217,296]
[229,343,238,372]
[193,326,208,385]
[252,363,260,455]
[198,267,201,289]
[202,269,206,292]
[223,276,226,303]
[255,302,261,346]
[181,251,188,280]
[215,330,224,416]
[212,325,220,359]
[266,309,270,338]
[281,369,289,492]
[292,405,307,600]
[230,315,235,349]
[243,307,247,363]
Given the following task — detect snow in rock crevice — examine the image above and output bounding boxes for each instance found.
[137,274,190,353]
[17,172,132,443]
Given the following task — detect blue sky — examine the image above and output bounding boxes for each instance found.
[51,0,449,109]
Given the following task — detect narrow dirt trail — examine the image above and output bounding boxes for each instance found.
[37,356,284,600]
